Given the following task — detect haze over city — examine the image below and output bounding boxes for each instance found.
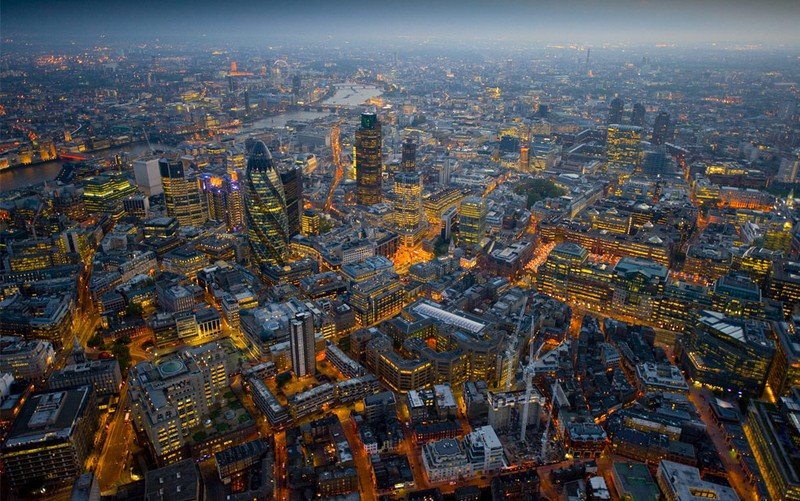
[3,0,800,45]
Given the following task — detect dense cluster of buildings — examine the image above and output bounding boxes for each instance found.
[3,32,800,501]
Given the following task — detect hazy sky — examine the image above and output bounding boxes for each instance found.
[2,0,800,45]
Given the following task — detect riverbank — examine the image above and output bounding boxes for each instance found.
[0,83,383,192]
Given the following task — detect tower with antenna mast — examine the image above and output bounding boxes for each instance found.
[585,47,593,77]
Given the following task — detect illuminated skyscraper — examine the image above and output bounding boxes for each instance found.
[279,164,303,237]
[607,97,624,125]
[356,112,383,206]
[401,138,417,172]
[225,174,244,231]
[244,141,289,266]
[290,312,315,377]
[606,124,643,171]
[200,173,244,231]
[159,158,207,227]
[631,102,646,127]
[651,111,672,146]
[202,175,226,223]
[394,172,424,246]
[519,144,530,171]
[459,196,487,252]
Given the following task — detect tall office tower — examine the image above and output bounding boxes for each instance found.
[355,112,383,206]
[401,138,417,172]
[280,164,303,237]
[244,141,289,266]
[630,103,646,127]
[439,158,454,185]
[83,173,138,219]
[394,171,424,247]
[519,143,530,170]
[201,174,226,223]
[133,157,163,196]
[290,312,315,377]
[651,111,672,145]
[225,174,244,231]
[291,74,301,96]
[607,97,624,125]
[200,174,244,231]
[159,158,208,227]
[459,196,487,252]
[606,124,643,171]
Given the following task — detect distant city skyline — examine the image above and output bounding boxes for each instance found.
[3,0,800,45]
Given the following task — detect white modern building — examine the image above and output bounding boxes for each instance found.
[464,425,506,474]
[656,460,739,501]
[133,157,163,196]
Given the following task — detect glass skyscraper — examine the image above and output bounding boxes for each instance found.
[280,164,303,238]
[356,112,383,206]
[459,196,487,252]
[159,158,208,227]
[401,138,417,173]
[394,172,423,246]
[244,141,290,267]
[606,124,643,171]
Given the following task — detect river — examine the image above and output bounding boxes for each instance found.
[240,84,382,134]
[0,142,159,192]
[322,83,383,107]
[0,84,383,192]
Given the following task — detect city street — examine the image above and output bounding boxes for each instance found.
[332,407,376,501]
[686,387,758,501]
[96,384,133,493]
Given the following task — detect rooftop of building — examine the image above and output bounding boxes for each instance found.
[611,462,660,501]
[658,460,738,501]
[214,438,270,469]
[696,310,773,350]
[144,459,201,501]
[3,385,92,449]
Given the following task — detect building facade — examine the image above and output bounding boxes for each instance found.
[244,141,290,266]
[290,311,316,377]
[159,158,208,228]
[355,112,383,206]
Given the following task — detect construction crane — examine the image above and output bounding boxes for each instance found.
[324,122,344,212]
[142,126,154,154]
[502,297,529,391]
[520,311,537,443]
